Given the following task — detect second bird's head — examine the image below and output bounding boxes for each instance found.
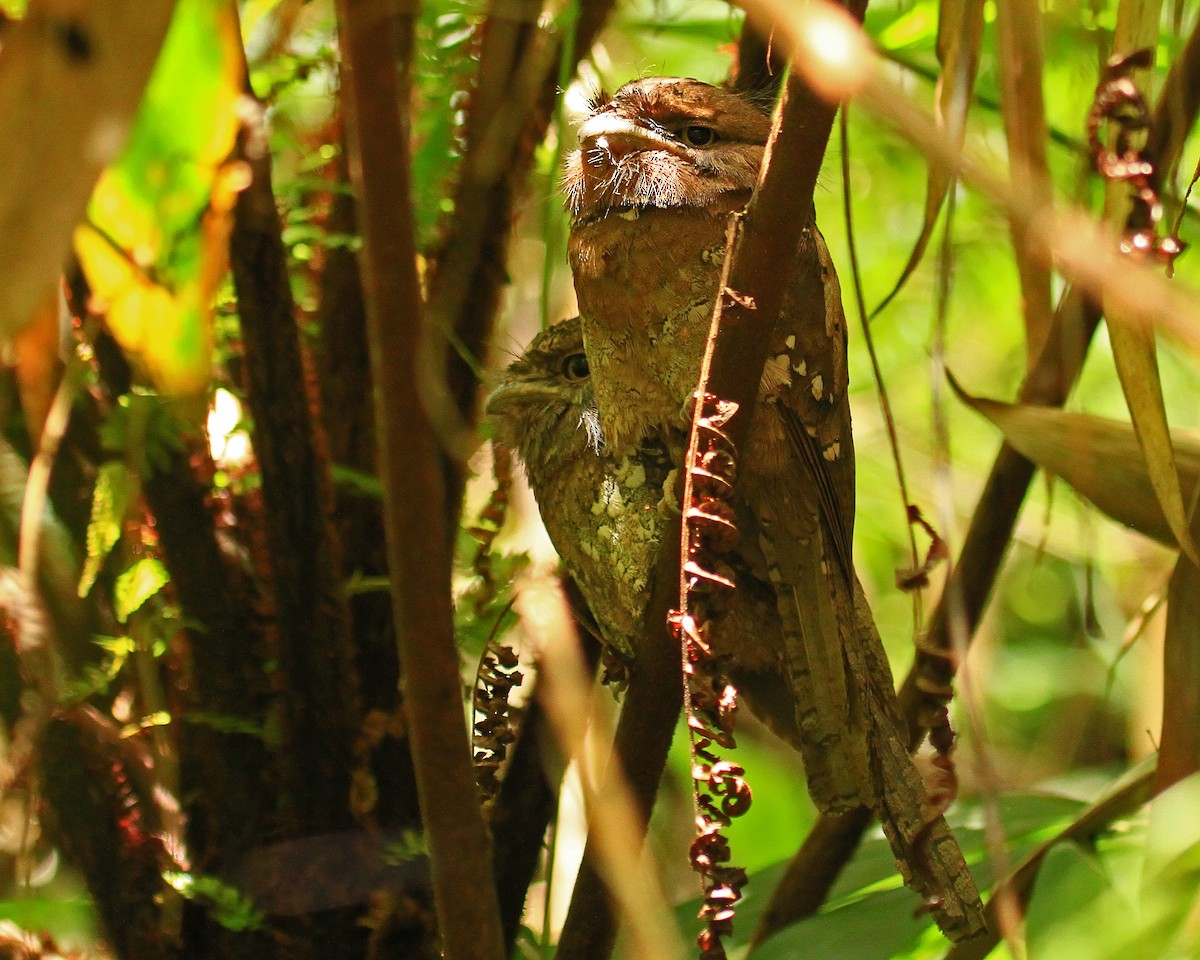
[484,316,603,464]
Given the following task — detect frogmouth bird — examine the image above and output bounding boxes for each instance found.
[487,318,983,940]
[486,317,814,742]
[561,78,985,939]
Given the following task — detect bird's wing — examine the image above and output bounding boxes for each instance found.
[754,225,984,938]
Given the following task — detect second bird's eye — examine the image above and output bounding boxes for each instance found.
[561,352,590,381]
[682,125,718,147]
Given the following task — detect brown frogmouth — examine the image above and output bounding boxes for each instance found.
[487,317,983,940]
[562,78,985,939]
[487,317,810,742]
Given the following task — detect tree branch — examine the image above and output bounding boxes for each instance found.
[554,539,685,960]
[425,0,616,487]
[231,57,360,849]
[86,320,281,960]
[732,9,787,100]
[334,2,505,957]
[490,578,602,953]
[40,707,183,960]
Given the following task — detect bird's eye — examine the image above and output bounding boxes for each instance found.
[561,352,590,382]
[681,125,719,147]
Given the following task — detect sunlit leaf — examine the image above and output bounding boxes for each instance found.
[78,462,134,598]
[74,0,247,400]
[1025,843,1121,959]
[164,871,265,932]
[114,557,170,622]
[944,760,1155,960]
[411,0,476,250]
[740,789,1090,959]
[876,1,938,49]
[121,710,172,737]
[1013,771,1199,960]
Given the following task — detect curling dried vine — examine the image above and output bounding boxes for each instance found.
[671,391,752,960]
[471,630,523,801]
[1088,49,1186,266]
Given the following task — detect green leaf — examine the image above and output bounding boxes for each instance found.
[114,557,170,622]
[164,872,264,932]
[1026,843,1122,960]
[877,1,939,49]
[676,788,1089,957]
[330,463,384,499]
[78,462,133,598]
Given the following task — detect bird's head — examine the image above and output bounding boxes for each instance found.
[563,77,772,223]
[485,316,603,467]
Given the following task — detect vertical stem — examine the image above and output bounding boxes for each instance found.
[335,3,505,958]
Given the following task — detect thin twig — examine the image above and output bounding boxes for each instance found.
[490,576,603,954]
[554,537,686,959]
[839,108,921,607]
[929,172,1023,959]
[526,578,686,960]
[424,0,617,470]
[995,0,1055,367]
[17,363,75,699]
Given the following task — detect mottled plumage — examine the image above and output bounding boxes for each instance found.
[561,78,985,940]
[493,319,866,768]
[487,319,671,656]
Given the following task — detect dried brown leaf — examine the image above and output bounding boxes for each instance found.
[951,376,1200,547]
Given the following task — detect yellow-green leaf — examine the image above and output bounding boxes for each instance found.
[1107,319,1199,563]
[114,557,170,623]
[79,462,134,598]
[74,0,246,400]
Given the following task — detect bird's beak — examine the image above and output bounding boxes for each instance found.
[577,113,691,161]
[483,379,560,417]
